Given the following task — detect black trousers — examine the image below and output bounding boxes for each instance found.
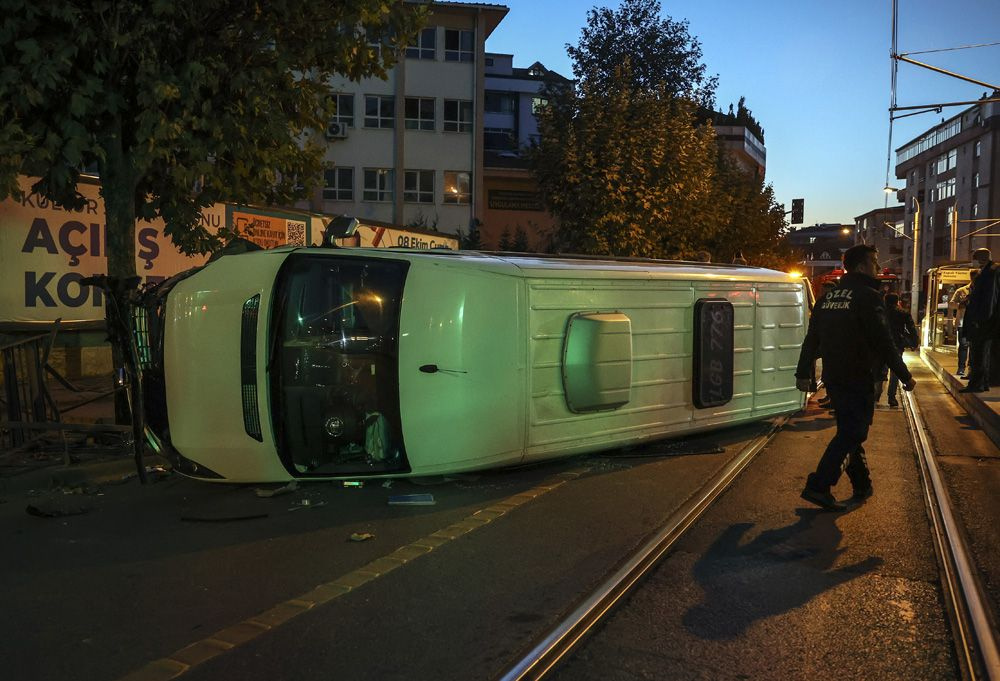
[811,383,874,490]
[966,334,994,390]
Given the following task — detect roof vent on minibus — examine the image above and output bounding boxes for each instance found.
[561,312,633,413]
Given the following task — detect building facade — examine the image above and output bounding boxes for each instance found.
[894,94,999,301]
[300,2,509,238]
[787,223,856,277]
[855,205,905,273]
[480,55,568,249]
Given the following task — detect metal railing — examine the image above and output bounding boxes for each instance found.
[0,323,61,450]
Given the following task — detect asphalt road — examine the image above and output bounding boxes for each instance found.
[1,424,765,681]
[4,377,996,681]
[553,397,958,681]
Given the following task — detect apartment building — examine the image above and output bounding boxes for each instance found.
[480,54,569,249]
[787,223,855,278]
[854,205,905,274]
[893,93,999,297]
[302,2,509,238]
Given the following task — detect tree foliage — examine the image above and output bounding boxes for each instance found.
[531,70,717,258]
[530,0,790,266]
[704,148,792,269]
[567,0,716,106]
[711,96,765,144]
[0,0,425,277]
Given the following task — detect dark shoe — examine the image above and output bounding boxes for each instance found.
[800,487,847,511]
[851,485,874,501]
[887,398,898,407]
[959,385,986,393]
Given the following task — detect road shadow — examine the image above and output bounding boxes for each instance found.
[781,410,836,433]
[682,509,882,640]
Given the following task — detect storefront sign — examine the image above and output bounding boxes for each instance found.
[488,190,544,212]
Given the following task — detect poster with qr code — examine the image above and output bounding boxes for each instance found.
[230,209,310,250]
[286,220,306,246]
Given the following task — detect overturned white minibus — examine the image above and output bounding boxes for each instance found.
[138,247,806,482]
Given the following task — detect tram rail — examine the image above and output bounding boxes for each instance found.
[902,387,1000,680]
[495,414,791,681]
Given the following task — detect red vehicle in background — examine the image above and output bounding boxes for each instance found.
[811,268,900,300]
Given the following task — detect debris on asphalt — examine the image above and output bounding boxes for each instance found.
[255,480,298,498]
[145,465,172,482]
[349,532,375,542]
[54,484,102,496]
[381,480,394,489]
[26,504,93,518]
[180,512,269,522]
[387,493,436,506]
[289,499,327,511]
[341,480,364,488]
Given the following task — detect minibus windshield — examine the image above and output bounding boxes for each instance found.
[270,254,409,476]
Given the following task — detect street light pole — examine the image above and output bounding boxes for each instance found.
[911,196,921,319]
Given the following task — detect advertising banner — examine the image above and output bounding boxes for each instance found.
[1,177,224,324]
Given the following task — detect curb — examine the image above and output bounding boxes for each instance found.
[920,349,1000,452]
[0,454,172,497]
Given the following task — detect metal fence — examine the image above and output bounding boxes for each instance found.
[0,325,61,450]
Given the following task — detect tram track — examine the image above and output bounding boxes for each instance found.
[903,385,1000,681]
[495,413,792,681]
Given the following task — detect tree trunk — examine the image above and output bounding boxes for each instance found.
[99,126,138,425]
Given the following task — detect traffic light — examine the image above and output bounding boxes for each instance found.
[791,198,804,224]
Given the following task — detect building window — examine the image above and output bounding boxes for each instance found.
[404,170,434,203]
[531,96,549,114]
[974,172,980,188]
[443,171,470,204]
[444,29,474,62]
[808,236,816,244]
[485,56,494,67]
[406,27,436,60]
[404,97,435,131]
[936,177,956,200]
[484,127,517,151]
[975,140,981,157]
[443,99,473,132]
[936,148,958,173]
[330,94,355,127]
[484,91,516,113]
[364,95,394,129]
[323,167,354,201]
[363,168,394,202]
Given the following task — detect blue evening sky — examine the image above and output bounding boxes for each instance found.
[485,0,1000,227]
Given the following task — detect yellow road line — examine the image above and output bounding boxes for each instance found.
[117,468,587,681]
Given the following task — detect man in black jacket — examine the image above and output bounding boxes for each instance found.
[960,248,998,393]
[795,245,917,510]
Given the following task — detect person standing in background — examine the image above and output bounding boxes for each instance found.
[951,270,977,378]
[960,249,998,393]
[883,293,918,408]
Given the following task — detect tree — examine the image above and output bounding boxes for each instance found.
[497,227,512,251]
[459,219,484,250]
[531,65,718,258]
[0,1,425,279]
[511,225,530,252]
[704,147,793,270]
[711,96,764,144]
[567,0,716,106]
